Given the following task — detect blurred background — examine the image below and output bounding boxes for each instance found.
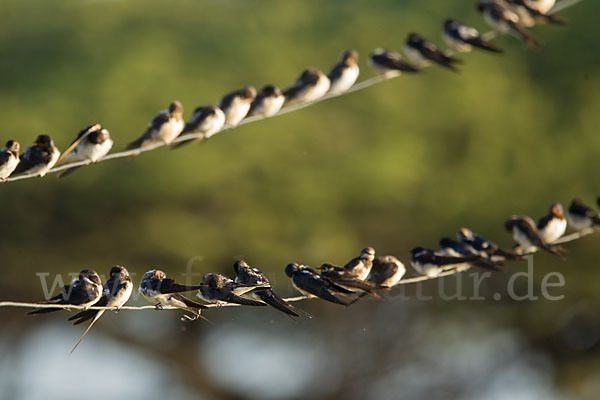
[0,0,598,398]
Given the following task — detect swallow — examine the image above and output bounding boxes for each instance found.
[139,269,210,322]
[234,260,310,318]
[11,134,60,177]
[28,269,103,315]
[442,19,503,53]
[536,203,567,243]
[55,124,113,178]
[0,140,20,181]
[125,101,184,150]
[438,238,504,271]
[283,68,330,106]
[344,247,375,281]
[327,50,360,95]
[566,199,600,231]
[68,266,133,353]
[478,0,540,49]
[404,33,461,72]
[368,255,406,288]
[504,216,563,257]
[506,0,566,27]
[318,263,382,298]
[457,227,524,262]
[217,86,256,128]
[522,0,555,14]
[197,273,268,307]
[368,49,420,77]
[285,263,352,306]
[410,247,480,277]
[171,106,225,148]
[248,85,285,118]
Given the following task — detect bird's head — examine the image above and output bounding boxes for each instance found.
[169,101,184,118]
[550,203,564,219]
[341,49,359,66]
[233,260,249,274]
[261,85,281,97]
[5,140,19,154]
[35,134,54,149]
[285,263,299,277]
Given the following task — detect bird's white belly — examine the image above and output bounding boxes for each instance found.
[255,96,285,118]
[0,156,18,179]
[442,32,472,53]
[567,214,592,231]
[403,46,429,67]
[329,65,359,95]
[540,219,566,243]
[203,109,226,139]
[224,99,251,128]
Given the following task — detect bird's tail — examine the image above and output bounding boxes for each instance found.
[27,307,60,315]
[58,166,82,179]
[125,136,146,150]
[470,38,503,53]
[257,290,301,318]
[68,309,98,325]
[511,23,541,49]
[70,309,105,354]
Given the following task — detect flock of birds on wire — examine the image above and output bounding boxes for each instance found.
[0,0,568,182]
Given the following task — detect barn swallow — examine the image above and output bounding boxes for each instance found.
[248,85,285,118]
[284,263,351,306]
[55,124,113,178]
[318,263,382,298]
[28,269,103,315]
[506,0,566,27]
[139,269,210,322]
[438,238,504,271]
[410,247,480,277]
[68,266,133,353]
[217,86,256,128]
[478,0,540,49]
[11,135,60,177]
[283,68,330,106]
[566,199,600,231]
[234,260,310,318]
[368,49,420,77]
[197,273,268,307]
[125,101,184,150]
[327,50,360,95]
[404,33,461,71]
[442,19,503,53]
[368,255,406,288]
[344,247,375,281]
[0,140,20,181]
[536,203,567,243]
[457,227,524,262]
[171,106,225,148]
[504,216,563,257]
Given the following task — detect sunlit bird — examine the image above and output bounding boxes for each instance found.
[478,0,540,49]
[171,105,225,149]
[327,49,360,95]
[248,85,285,118]
[11,134,60,178]
[442,19,503,53]
[536,203,567,243]
[504,215,563,257]
[283,68,330,106]
[368,49,420,77]
[410,247,480,277]
[567,199,600,231]
[55,124,113,178]
[344,247,375,281]
[318,263,382,298]
[126,101,184,150]
[285,263,352,306]
[506,0,566,27]
[404,33,461,71]
[197,273,268,307]
[0,140,20,181]
[217,86,257,128]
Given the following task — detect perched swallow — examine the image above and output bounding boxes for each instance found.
[172,106,225,148]
[344,247,375,281]
[443,19,503,53]
[457,227,524,262]
[248,85,285,118]
[234,260,310,318]
[285,263,352,306]
[523,0,555,14]
[217,86,256,128]
[68,266,133,353]
[566,199,600,231]
[506,0,566,27]
[410,247,480,277]
[11,135,60,177]
[504,216,563,257]
[368,255,406,288]
[28,269,103,315]
[368,49,420,77]
[536,203,567,243]
[478,0,540,49]
[197,273,267,307]
[404,33,461,71]
[0,140,20,181]
[438,238,504,271]
[283,68,330,106]
[318,263,382,298]
[327,50,360,95]
[126,101,184,150]
[55,124,113,178]
[139,269,210,322]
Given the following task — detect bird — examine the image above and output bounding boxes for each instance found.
[67,266,133,353]
[478,0,540,49]
[125,101,184,150]
[504,216,563,257]
[348,255,407,305]
[0,140,20,181]
[404,33,461,71]
[368,49,420,77]
[171,106,225,148]
[410,247,480,277]
[522,0,555,14]
[55,124,113,178]
[566,199,600,231]
[283,68,331,106]
[28,269,103,315]
[506,0,566,27]
[536,203,567,243]
[139,269,210,322]
[344,247,375,281]
[248,85,285,118]
[233,260,310,318]
[197,273,268,307]
[327,49,360,95]
[457,227,524,262]
[285,263,352,306]
[318,263,382,299]
[217,86,257,128]
[442,19,503,53]
[438,238,504,271]
[11,134,60,177]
